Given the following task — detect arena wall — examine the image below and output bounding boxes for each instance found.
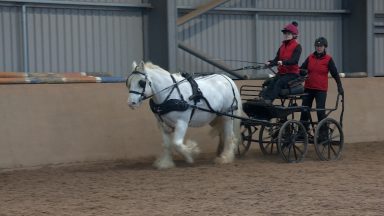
[1,77,383,170]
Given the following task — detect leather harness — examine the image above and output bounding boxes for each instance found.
[128,70,239,124]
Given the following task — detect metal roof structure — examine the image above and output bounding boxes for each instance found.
[0,0,382,81]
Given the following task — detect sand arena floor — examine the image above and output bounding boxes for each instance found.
[1,142,383,216]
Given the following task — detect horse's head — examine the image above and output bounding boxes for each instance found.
[126,61,152,109]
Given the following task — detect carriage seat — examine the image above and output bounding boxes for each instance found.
[279,83,304,97]
[243,100,303,120]
[262,69,307,97]
[243,100,275,120]
[280,70,307,97]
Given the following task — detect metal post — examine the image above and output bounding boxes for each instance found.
[254,13,259,63]
[366,0,374,76]
[21,4,29,73]
[167,0,177,73]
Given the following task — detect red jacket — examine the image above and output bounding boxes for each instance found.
[278,40,300,75]
[304,53,332,91]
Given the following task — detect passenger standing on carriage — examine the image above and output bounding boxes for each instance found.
[261,21,302,104]
[299,37,344,130]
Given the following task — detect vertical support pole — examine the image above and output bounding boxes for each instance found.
[254,13,259,63]
[342,0,368,74]
[167,0,177,73]
[146,0,177,73]
[366,0,374,76]
[21,4,29,74]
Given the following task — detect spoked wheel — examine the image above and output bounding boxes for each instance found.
[236,123,254,157]
[314,118,344,161]
[259,125,279,155]
[278,120,308,163]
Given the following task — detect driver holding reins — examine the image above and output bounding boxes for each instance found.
[261,21,302,104]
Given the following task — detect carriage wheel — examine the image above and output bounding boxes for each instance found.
[278,120,308,163]
[236,123,253,157]
[259,125,279,155]
[314,118,344,161]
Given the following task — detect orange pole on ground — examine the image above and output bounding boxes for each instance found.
[0,72,27,78]
[0,78,29,84]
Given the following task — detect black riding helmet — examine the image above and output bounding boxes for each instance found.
[314,37,328,48]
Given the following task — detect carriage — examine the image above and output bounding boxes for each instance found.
[236,65,345,163]
[126,61,344,168]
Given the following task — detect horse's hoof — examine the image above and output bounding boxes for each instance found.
[186,140,200,156]
[153,159,175,169]
[185,157,194,164]
[214,156,234,164]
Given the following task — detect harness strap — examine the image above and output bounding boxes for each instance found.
[149,99,189,115]
[181,72,203,103]
[171,75,185,101]
[146,73,239,125]
[170,74,197,123]
[150,74,189,123]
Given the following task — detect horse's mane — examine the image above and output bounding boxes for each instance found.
[144,62,161,70]
[144,62,170,74]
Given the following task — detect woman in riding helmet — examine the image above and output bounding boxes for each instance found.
[300,37,344,131]
[261,21,302,104]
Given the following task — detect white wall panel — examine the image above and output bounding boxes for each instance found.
[374,0,384,11]
[257,15,343,72]
[178,13,255,75]
[26,7,143,75]
[255,0,342,10]
[177,0,255,8]
[178,13,343,77]
[374,35,384,76]
[177,0,341,10]
[0,1,146,75]
[374,0,384,75]
[0,6,22,72]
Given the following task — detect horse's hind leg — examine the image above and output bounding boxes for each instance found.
[154,127,175,169]
[215,117,235,164]
[209,117,224,156]
[173,120,200,164]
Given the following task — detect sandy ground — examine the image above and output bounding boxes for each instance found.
[0,142,383,216]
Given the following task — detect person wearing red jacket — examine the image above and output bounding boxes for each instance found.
[261,21,302,104]
[299,37,344,130]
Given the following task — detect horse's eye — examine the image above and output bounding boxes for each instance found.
[138,80,146,88]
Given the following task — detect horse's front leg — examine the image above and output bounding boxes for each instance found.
[173,120,200,164]
[215,117,235,164]
[153,125,175,169]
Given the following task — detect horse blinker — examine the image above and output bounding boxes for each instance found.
[139,80,146,88]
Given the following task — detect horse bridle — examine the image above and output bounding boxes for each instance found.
[126,69,191,102]
[126,69,151,101]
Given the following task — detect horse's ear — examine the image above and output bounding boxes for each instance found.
[139,61,145,69]
[132,61,137,71]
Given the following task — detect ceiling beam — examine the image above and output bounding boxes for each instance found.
[176,0,230,26]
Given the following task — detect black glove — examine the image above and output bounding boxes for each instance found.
[337,85,344,95]
[262,77,275,88]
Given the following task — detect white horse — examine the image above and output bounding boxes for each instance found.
[126,61,242,169]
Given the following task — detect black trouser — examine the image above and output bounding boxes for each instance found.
[261,73,299,102]
[300,89,327,130]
